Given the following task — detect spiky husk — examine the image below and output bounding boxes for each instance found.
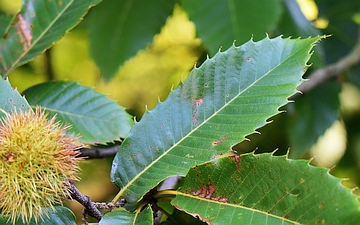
[0,107,83,224]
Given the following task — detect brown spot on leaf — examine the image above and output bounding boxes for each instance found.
[211,134,227,146]
[16,14,32,51]
[192,109,199,127]
[229,155,241,172]
[190,184,229,203]
[211,153,222,160]
[193,98,204,106]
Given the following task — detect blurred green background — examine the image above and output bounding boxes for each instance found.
[1,0,360,223]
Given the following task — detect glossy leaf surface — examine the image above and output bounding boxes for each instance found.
[0,206,76,225]
[172,153,360,224]
[111,36,323,205]
[99,206,153,225]
[0,77,32,119]
[23,81,133,144]
[0,0,101,77]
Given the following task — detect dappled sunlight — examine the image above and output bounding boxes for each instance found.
[353,12,360,24]
[341,83,360,116]
[0,0,21,14]
[297,0,318,21]
[8,4,202,116]
[52,31,99,87]
[10,30,99,93]
[297,0,329,29]
[95,6,202,117]
[309,120,347,168]
[312,17,329,29]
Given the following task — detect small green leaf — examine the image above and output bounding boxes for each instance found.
[0,206,76,225]
[172,153,360,224]
[0,76,32,118]
[99,206,153,225]
[111,36,324,205]
[0,0,102,77]
[23,81,133,144]
[88,0,177,81]
[182,0,283,54]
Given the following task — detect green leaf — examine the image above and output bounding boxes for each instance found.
[182,0,283,54]
[172,153,360,224]
[99,206,153,225]
[279,0,321,39]
[0,14,14,38]
[23,81,133,144]
[0,0,102,77]
[111,36,323,205]
[0,76,32,118]
[287,81,340,158]
[88,0,177,81]
[0,206,76,225]
[159,207,207,225]
[315,0,359,64]
[278,0,324,68]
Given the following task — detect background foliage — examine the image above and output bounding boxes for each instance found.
[1,0,360,224]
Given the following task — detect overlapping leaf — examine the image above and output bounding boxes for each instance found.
[182,0,283,54]
[23,81,133,144]
[0,77,32,118]
[111,36,323,205]
[0,0,101,77]
[99,206,153,225]
[288,81,340,158]
[278,0,324,67]
[172,153,360,224]
[0,206,76,225]
[88,0,177,81]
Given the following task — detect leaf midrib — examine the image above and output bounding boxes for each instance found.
[175,192,300,225]
[117,42,305,200]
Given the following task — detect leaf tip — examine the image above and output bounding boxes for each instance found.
[285,148,291,156]
[232,39,237,47]
[271,148,279,155]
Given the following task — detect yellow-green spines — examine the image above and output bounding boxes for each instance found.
[0,107,83,224]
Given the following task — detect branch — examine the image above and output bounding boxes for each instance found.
[293,44,360,99]
[66,181,103,221]
[78,145,120,159]
[44,48,55,81]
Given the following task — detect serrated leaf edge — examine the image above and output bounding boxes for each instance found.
[112,36,324,203]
